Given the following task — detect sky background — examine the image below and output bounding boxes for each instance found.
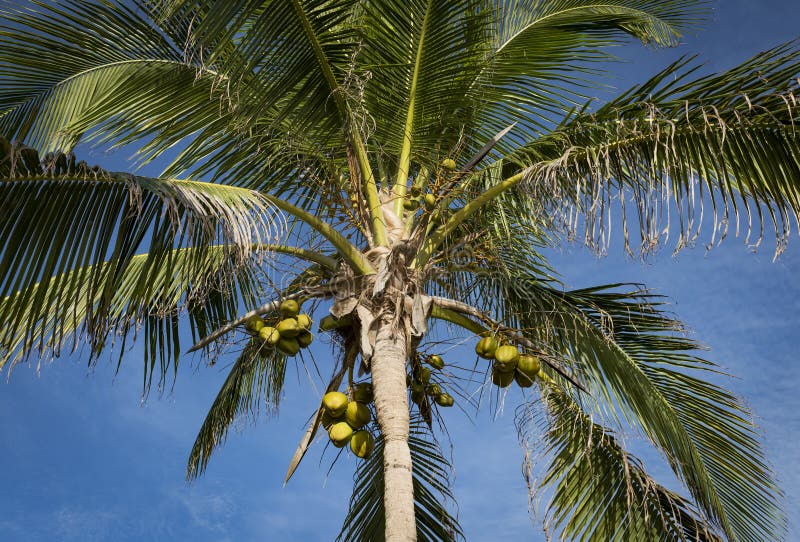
[1,1,799,541]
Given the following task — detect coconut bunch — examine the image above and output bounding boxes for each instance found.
[475,336,543,389]
[402,158,456,214]
[244,299,314,357]
[408,354,454,408]
[322,383,376,459]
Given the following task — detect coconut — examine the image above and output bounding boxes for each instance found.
[297,330,313,348]
[277,336,300,356]
[427,354,445,369]
[276,318,301,338]
[426,383,442,397]
[403,198,419,211]
[245,315,264,333]
[435,393,454,407]
[296,313,312,330]
[323,391,349,417]
[410,185,422,197]
[475,336,499,359]
[350,430,375,458]
[411,389,425,404]
[494,345,520,372]
[514,371,534,388]
[492,365,514,388]
[319,315,340,331]
[345,401,371,429]
[259,326,280,345]
[441,158,457,171]
[417,367,431,384]
[423,193,436,210]
[279,299,300,317]
[353,382,373,403]
[329,422,354,447]
[517,354,541,377]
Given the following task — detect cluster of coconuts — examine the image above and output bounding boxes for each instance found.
[475,335,543,389]
[244,299,313,356]
[322,383,376,459]
[402,158,456,213]
[407,354,455,407]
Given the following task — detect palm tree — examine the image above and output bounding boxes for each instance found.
[0,0,797,539]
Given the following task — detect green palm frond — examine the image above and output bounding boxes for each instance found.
[499,274,785,541]
[517,385,723,541]
[187,337,287,480]
[338,418,463,542]
[514,42,800,256]
[470,0,709,147]
[0,243,260,384]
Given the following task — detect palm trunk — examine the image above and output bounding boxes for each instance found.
[371,316,416,541]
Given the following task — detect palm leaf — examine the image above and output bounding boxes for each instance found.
[514,42,800,256]
[186,337,287,479]
[338,417,464,542]
[517,385,723,541]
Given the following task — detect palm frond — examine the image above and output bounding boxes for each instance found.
[517,385,723,541]
[470,0,709,149]
[186,337,287,480]
[514,41,800,257]
[498,272,786,541]
[338,417,463,542]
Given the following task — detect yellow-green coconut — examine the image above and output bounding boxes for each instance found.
[345,401,371,429]
[435,393,454,407]
[323,391,349,417]
[441,158,457,171]
[279,299,300,318]
[277,337,300,356]
[296,313,312,330]
[475,336,498,359]
[492,365,514,388]
[259,326,280,345]
[517,354,540,378]
[329,422,353,448]
[494,345,520,372]
[276,318,301,338]
[297,330,313,348]
[427,354,445,369]
[245,315,264,333]
[350,430,375,458]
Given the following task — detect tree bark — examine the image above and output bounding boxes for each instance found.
[371,316,416,541]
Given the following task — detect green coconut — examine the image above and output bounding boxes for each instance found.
[517,354,541,377]
[345,401,372,429]
[350,430,375,458]
[279,299,300,317]
[329,422,354,448]
[403,198,419,211]
[426,383,442,397]
[353,382,373,403]
[494,345,520,372]
[259,326,280,345]
[323,391,349,417]
[435,393,454,407]
[441,158,457,171]
[427,354,445,369]
[423,193,436,210]
[319,315,341,331]
[277,336,300,356]
[475,336,499,359]
[409,185,422,197]
[417,367,431,384]
[296,313,312,330]
[245,315,265,333]
[492,365,514,388]
[514,371,535,388]
[276,318,301,338]
[297,330,313,348]
[411,389,425,404]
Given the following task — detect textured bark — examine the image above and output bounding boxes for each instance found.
[371,316,415,541]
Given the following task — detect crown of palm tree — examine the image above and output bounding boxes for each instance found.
[1,1,797,540]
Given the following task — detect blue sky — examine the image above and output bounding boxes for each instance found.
[1,2,799,541]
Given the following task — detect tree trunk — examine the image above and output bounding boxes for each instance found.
[371,316,416,541]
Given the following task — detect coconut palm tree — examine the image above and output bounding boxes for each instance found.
[0,0,797,540]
